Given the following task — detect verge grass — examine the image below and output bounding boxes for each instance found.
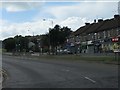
[37,54,117,61]
[36,54,119,64]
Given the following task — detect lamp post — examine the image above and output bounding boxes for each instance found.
[15,35,20,54]
[94,33,97,53]
[43,19,53,55]
[37,38,42,55]
[27,26,35,52]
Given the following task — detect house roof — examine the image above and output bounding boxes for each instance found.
[96,16,120,32]
[73,23,92,36]
[71,15,120,37]
[85,20,105,34]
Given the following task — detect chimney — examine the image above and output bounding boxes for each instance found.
[94,19,96,23]
[114,14,120,19]
[98,19,103,22]
[85,23,90,25]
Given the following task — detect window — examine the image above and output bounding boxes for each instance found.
[92,33,94,40]
[94,33,97,40]
[103,31,106,38]
[116,28,120,36]
[108,30,110,37]
[99,32,103,39]
[98,33,100,39]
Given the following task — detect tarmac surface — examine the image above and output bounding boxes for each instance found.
[2,55,118,88]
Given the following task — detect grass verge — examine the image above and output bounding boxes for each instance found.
[35,54,119,62]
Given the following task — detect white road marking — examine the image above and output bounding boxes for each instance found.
[66,70,70,72]
[62,69,70,72]
[84,77,96,83]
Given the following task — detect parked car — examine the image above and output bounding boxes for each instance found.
[57,49,72,54]
[63,49,72,54]
[29,50,34,54]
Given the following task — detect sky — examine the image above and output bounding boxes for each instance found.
[0,0,120,40]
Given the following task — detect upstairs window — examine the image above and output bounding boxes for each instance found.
[116,28,120,36]
[103,31,106,38]
[108,30,110,37]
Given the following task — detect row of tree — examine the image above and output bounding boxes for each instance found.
[3,24,72,53]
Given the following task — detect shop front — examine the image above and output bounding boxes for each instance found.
[101,37,120,53]
[112,36,120,52]
[87,41,94,53]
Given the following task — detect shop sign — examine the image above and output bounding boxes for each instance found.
[113,49,120,53]
[87,41,93,45]
[112,37,119,42]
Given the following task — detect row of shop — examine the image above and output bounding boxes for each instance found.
[66,15,120,54]
[67,36,120,54]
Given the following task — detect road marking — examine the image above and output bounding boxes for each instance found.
[66,70,70,72]
[84,77,96,83]
[62,69,70,72]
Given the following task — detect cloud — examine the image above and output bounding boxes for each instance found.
[59,17,92,30]
[0,2,45,12]
[0,19,50,40]
[33,1,118,30]
[0,16,93,40]
[0,16,90,40]
[1,1,119,40]
[44,1,118,20]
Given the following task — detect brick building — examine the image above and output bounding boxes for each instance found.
[67,15,120,54]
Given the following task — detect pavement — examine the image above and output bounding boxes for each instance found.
[2,55,119,88]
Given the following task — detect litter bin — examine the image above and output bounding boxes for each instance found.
[114,49,120,64]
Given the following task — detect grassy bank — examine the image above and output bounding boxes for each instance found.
[36,55,119,64]
[36,54,118,61]
[3,52,119,64]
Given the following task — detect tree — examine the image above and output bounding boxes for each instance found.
[3,35,30,52]
[14,35,28,52]
[40,34,49,52]
[47,24,72,54]
[3,38,16,52]
[2,25,72,53]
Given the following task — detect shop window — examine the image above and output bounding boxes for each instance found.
[113,43,120,50]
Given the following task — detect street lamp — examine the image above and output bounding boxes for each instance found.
[37,38,42,55]
[43,19,53,55]
[94,33,97,53]
[27,26,35,52]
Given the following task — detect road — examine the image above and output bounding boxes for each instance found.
[2,55,118,88]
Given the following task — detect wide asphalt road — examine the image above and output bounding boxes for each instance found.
[2,55,118,88]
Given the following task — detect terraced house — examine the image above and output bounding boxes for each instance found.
[67,15,120,54]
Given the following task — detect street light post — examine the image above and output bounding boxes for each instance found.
[94,33,97,53]
[27,27,35,53]
[43,19,53,55]
[48,28,51,55]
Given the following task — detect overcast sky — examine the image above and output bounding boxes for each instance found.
[0,0,119,40]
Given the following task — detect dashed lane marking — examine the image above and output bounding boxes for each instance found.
[84,77,96,83]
